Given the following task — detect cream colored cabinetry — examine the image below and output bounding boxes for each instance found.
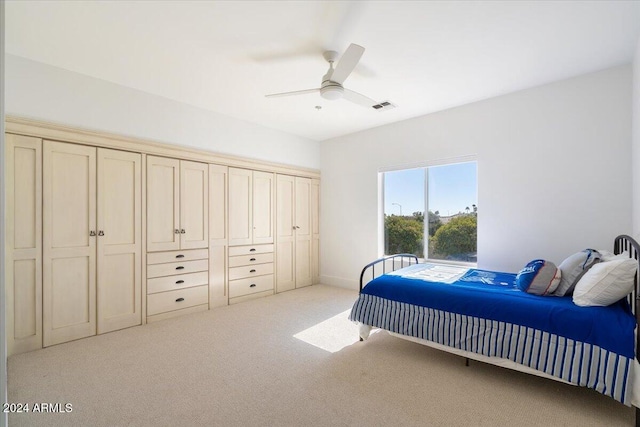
[147,156,208,252]
[146,249,209,321]
[5,134,42,355]
[43,141,142,347]
[209,164,228,308]
[5,120,319,354]
[228,244,274,304]
[276,175,319,292]
[228,168,274,246]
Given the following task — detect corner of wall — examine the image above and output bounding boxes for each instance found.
[632,36,640,240]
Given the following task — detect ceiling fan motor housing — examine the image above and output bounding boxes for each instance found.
[320,81,344,100]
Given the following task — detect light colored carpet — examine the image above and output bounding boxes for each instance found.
[7,285,634,426]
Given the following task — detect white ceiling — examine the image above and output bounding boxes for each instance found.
[5,1,640,142]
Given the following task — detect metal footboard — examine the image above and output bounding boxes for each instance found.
[359,253,419,292]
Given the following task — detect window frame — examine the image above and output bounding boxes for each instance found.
[379,156,478,266]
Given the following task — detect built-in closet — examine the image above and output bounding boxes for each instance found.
[4,118,320,355]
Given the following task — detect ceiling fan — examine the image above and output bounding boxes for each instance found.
[265,43,376,107]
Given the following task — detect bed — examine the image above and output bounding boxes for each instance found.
[349,234,640,423]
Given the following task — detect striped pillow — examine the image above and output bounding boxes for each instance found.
[516,259,562,296]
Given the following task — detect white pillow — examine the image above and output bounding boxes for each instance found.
[572,255,637,307]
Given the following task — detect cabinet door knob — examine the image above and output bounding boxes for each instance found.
[89,231,96,236]
[180,229,186,234]
[176,266,185,270]
[250,269,256,273]
[176,254,185,258]
[98,230,105,236]
[249,284,256,288]
[175,297,185,302]
[249,258,256,262]
[249,248,256,252]
[176,280,185,284]
[174,229,180,234]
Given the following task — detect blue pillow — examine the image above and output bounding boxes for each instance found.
[516,259,562,296]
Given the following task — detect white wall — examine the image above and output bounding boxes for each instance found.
[5,55,320,170]
[632,37,640,239]
[320,66,633,289]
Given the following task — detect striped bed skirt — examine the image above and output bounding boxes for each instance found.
[350,293,633,404]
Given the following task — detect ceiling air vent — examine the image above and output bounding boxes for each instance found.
[372,101,397,111]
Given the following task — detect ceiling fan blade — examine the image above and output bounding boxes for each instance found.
[265,88,320,98]
[343,88,376,108]
[330,43,364,84]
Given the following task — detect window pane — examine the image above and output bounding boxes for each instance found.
[383,168,425,258]
[427,162,477,262]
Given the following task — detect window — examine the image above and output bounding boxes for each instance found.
[382,161,477,263]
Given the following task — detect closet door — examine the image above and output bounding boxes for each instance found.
[252,171,275,244]
[180,160,209,249]
[311,179,320,285]
[147,156,180,252]
[295,177,312,288]
[6,134,42,355]
[209,164,228,307]
[228,168,253,246]
[97,148,142,334]
[43,141,97,346]
[276,175,295,293]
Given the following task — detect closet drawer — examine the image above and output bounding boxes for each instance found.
[229,275,274,298]
[147,285,209,316]
[147,259,208,279]
[228,244,274,257]
[228,252,274,268]
[147,271,208,294]
[228,263,274,281]
[147,248,208,265]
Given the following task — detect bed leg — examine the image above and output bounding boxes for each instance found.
[465,358,470,367]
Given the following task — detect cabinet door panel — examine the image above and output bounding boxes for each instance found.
[209,164,227,244]
[43,141,96,346]
[295,178,312,288]
[180,160,208,249]
[97,148,142,334]
[147,156,180,251]
[276,175,295,293]
[13,259,38,340]
[6,134,43,355]
[311,179,320,285]
[253,171,274,244]
[228,168,253,245]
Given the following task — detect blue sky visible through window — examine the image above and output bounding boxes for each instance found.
[384,162,477,217]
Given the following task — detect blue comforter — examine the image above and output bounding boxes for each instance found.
[360,264,635,358]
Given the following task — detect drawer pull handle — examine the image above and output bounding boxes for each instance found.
[176,297,185,302]
[250,258,256,261]
[250,284,257,288]
[176,266,185,270]
[176,280,185,284]
[250,269,256,273]
[249,248,256,252]
[176,254,185,258]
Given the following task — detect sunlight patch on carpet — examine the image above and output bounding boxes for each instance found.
[293,309,368,353]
